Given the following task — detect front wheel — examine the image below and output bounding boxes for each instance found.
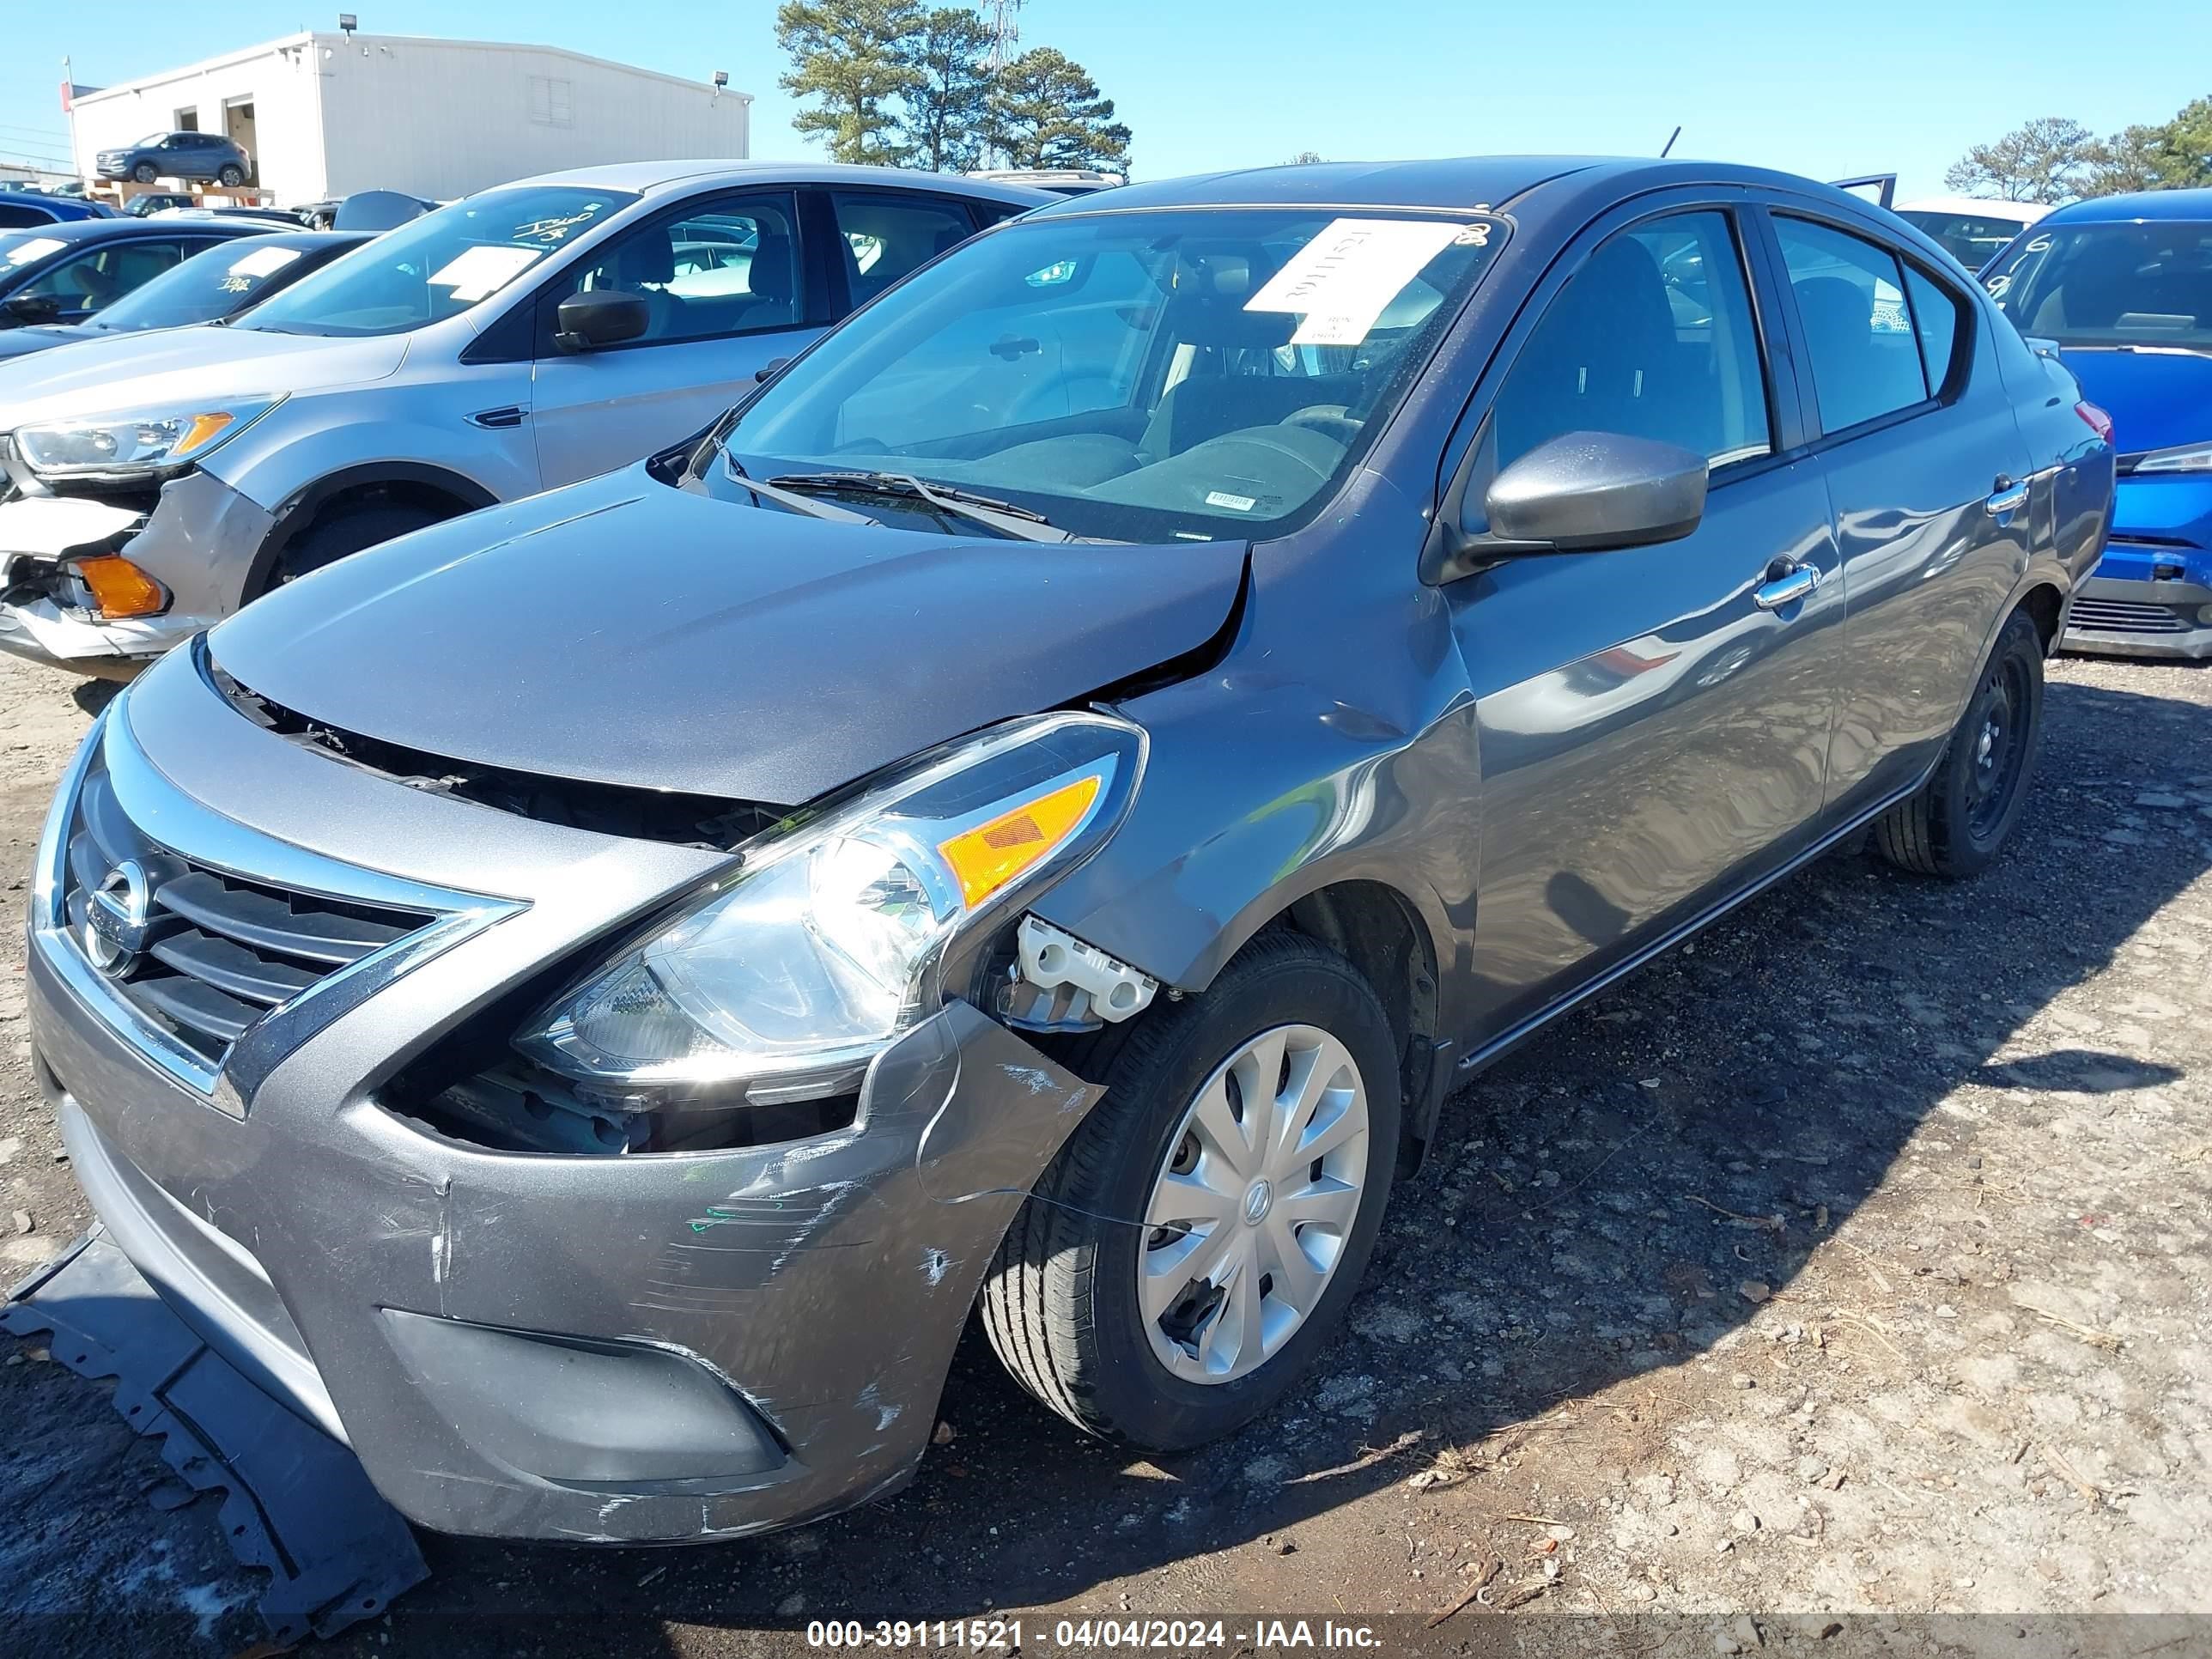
[270,497,453,589]
[1874,607,2045,878]
[217,164,245,187]
[981,932,1401,1449]
[131,162,157,184]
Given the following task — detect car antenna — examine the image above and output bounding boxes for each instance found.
[1659,125,1681,158]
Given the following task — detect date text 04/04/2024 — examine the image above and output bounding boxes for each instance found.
[804,1620,1384,1650]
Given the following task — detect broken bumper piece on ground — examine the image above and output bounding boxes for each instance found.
[2,1230,428,1644]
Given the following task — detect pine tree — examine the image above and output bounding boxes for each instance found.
[985,47,1132,174]
[902,7,997,173]
[776,0,925,167]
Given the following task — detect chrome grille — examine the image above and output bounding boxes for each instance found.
[58,754,434,1066]
[2068,597,2194,635]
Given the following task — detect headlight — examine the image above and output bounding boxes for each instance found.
[2133,441,2212,475]
[515,712,1143,1109]
[14,397,282,479]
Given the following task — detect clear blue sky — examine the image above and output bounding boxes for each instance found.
[3,1,2206,200]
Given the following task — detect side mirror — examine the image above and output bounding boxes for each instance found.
[554,289,648,353]
[3,293,64,325]
[754,356,790,384]
[1426,430,1707,582]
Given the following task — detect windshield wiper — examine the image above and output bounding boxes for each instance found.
[722,457,884,526]
[766,471,1079,543]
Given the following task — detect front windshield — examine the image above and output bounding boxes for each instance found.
[240,185,633,337]
[1983,219,2212,349]
[92,237,312,331]
[714,207,1504,543]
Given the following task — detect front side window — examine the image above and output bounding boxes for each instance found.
[240,185,634,337]
[1981,219,2212,350]
[831,192,976,307]
[1776,217,1930,433]
[1490,210,1771,473]
[551,192,799,345]
[712,208,1504,543]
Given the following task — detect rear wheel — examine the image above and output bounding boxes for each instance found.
[981,932,1400,1449]
[1874,607,2045,878]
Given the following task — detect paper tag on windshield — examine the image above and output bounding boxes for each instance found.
[5,237,65,267]
[1245,218,1466,346]
[228,245,303,279]
[428,244,544,302]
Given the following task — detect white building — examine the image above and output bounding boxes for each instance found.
[66,32,751,206]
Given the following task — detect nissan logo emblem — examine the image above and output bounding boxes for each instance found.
[83,859,154,976]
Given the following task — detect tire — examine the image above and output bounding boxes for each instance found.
[981,931,1401,1449]
[131,163,157,185]
[270,499,451,588]
[217,165,246,188]
[1874,607,2045,879]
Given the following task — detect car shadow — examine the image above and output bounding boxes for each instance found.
[349,672,2208,1652]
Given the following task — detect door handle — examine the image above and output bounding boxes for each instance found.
[1753,561,1823,611]
[1985,481,2029,516]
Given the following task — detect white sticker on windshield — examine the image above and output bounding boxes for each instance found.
[1205,489,1258,512]
[5,236,65,266]
[1245,218,1468,346]
[428,244,544,302]
[227,245,303,279]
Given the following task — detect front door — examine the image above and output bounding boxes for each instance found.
[1446,204,1845,1037]
[530,189,818,488]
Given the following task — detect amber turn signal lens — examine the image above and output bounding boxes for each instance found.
[76,556,167,619]
[937,774,1103,908]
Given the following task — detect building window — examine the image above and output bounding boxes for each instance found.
[528,76,574,128]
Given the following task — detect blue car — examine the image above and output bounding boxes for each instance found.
[0,188,118,228]
[1981,190,2212,657]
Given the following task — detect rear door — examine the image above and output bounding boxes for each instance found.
[1759,206,2038,817]
[529,188,818,487]
[1448,192,1847,1036]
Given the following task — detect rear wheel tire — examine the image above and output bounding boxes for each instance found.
[217,164,246,188]
[270,499,452,588]
[1874,607,2045,878]
[981,932,1401,1449]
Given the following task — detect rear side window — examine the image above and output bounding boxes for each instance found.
[830,192,977,307]
[1490,209,1772,472]
[1775,218,1930,433]
[1904,266,1963,393]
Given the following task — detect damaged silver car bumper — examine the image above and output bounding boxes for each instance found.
[25,648,1102,1542]
[0,471,273,672]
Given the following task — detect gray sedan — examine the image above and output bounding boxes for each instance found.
[22,155,2112,1545]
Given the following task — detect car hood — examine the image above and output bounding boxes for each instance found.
[0,324,84,362]
[207,465,1247,806]
[0,324,407,429]
[2059,346,2212,458]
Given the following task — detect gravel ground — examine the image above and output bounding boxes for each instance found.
[2,646,2209,1656]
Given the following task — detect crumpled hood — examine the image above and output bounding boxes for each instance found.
[208,465,1246,805]
[2060,346,2212,459]
[0,324,406,431]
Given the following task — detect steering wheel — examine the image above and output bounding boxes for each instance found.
[1280,404,1363,443]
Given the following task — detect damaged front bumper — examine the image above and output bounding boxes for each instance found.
[0,472,273,672]
[25,651,1103,1543]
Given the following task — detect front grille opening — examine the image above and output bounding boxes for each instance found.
[207,653,788,850]
[63,763,434,1066]
[2071,597,2194,635]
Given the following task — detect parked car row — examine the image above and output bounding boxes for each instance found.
[14,151,2113,1547]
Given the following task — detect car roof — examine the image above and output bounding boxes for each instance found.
[2041,187,2212,226]
[0,190,109,220]
[0,215,259,245]
[501,159,1054,208]
[1022,155,1877,217]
